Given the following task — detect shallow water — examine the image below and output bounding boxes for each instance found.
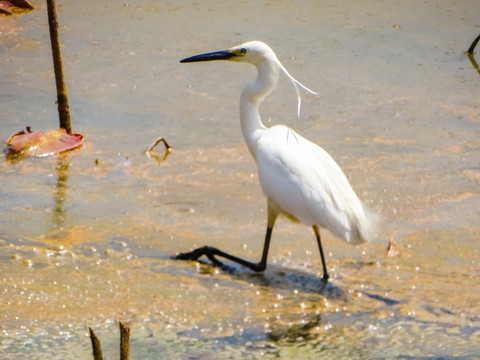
[1,0,479,359]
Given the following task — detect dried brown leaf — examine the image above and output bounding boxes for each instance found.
[5,127,83,158]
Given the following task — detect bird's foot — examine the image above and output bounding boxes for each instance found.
[174,247,205,261]
[173,246,225,268]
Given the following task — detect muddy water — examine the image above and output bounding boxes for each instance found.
[1,0,479,358]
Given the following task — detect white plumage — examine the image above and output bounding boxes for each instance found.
[176,41,375,281]
[257,125,369,244]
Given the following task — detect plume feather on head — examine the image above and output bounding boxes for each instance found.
[276,59,319,117]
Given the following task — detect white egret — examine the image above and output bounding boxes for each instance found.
[175,41,375,281]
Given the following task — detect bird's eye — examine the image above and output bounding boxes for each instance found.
[240,48,247,55]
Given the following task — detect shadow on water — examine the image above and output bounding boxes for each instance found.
[149,251,347,298]
[153,252,398,305]
[229,266,346,299]
[86,232,405,306]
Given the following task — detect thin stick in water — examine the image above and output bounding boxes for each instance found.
[88,327,103,360]
[46,0,72,133]
[119,322,130,360]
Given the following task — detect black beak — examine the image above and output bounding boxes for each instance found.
[180,50,236,63]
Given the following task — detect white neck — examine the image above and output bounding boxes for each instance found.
[240,60,279,160]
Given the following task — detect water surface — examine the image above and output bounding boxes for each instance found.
[1,0,479,358]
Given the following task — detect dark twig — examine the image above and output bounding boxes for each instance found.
[144,137,173,153]
[88,327,103,360]
[467,33,480,55]
[144,137,173,163]
[465,33,480,76]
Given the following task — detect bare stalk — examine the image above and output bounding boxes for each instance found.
[119,322,130,360]
[88,327,103,360]
[46,0,72,133]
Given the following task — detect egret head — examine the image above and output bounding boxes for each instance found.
[180,41,274,65]
[180,41,318,116]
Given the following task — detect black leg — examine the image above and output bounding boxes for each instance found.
[174,199,278,272]
[313,225,329,282]
[174,226,273,272]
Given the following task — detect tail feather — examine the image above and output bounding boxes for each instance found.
[346,206,378,244]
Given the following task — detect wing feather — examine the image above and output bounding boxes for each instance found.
[256,125,372,244]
